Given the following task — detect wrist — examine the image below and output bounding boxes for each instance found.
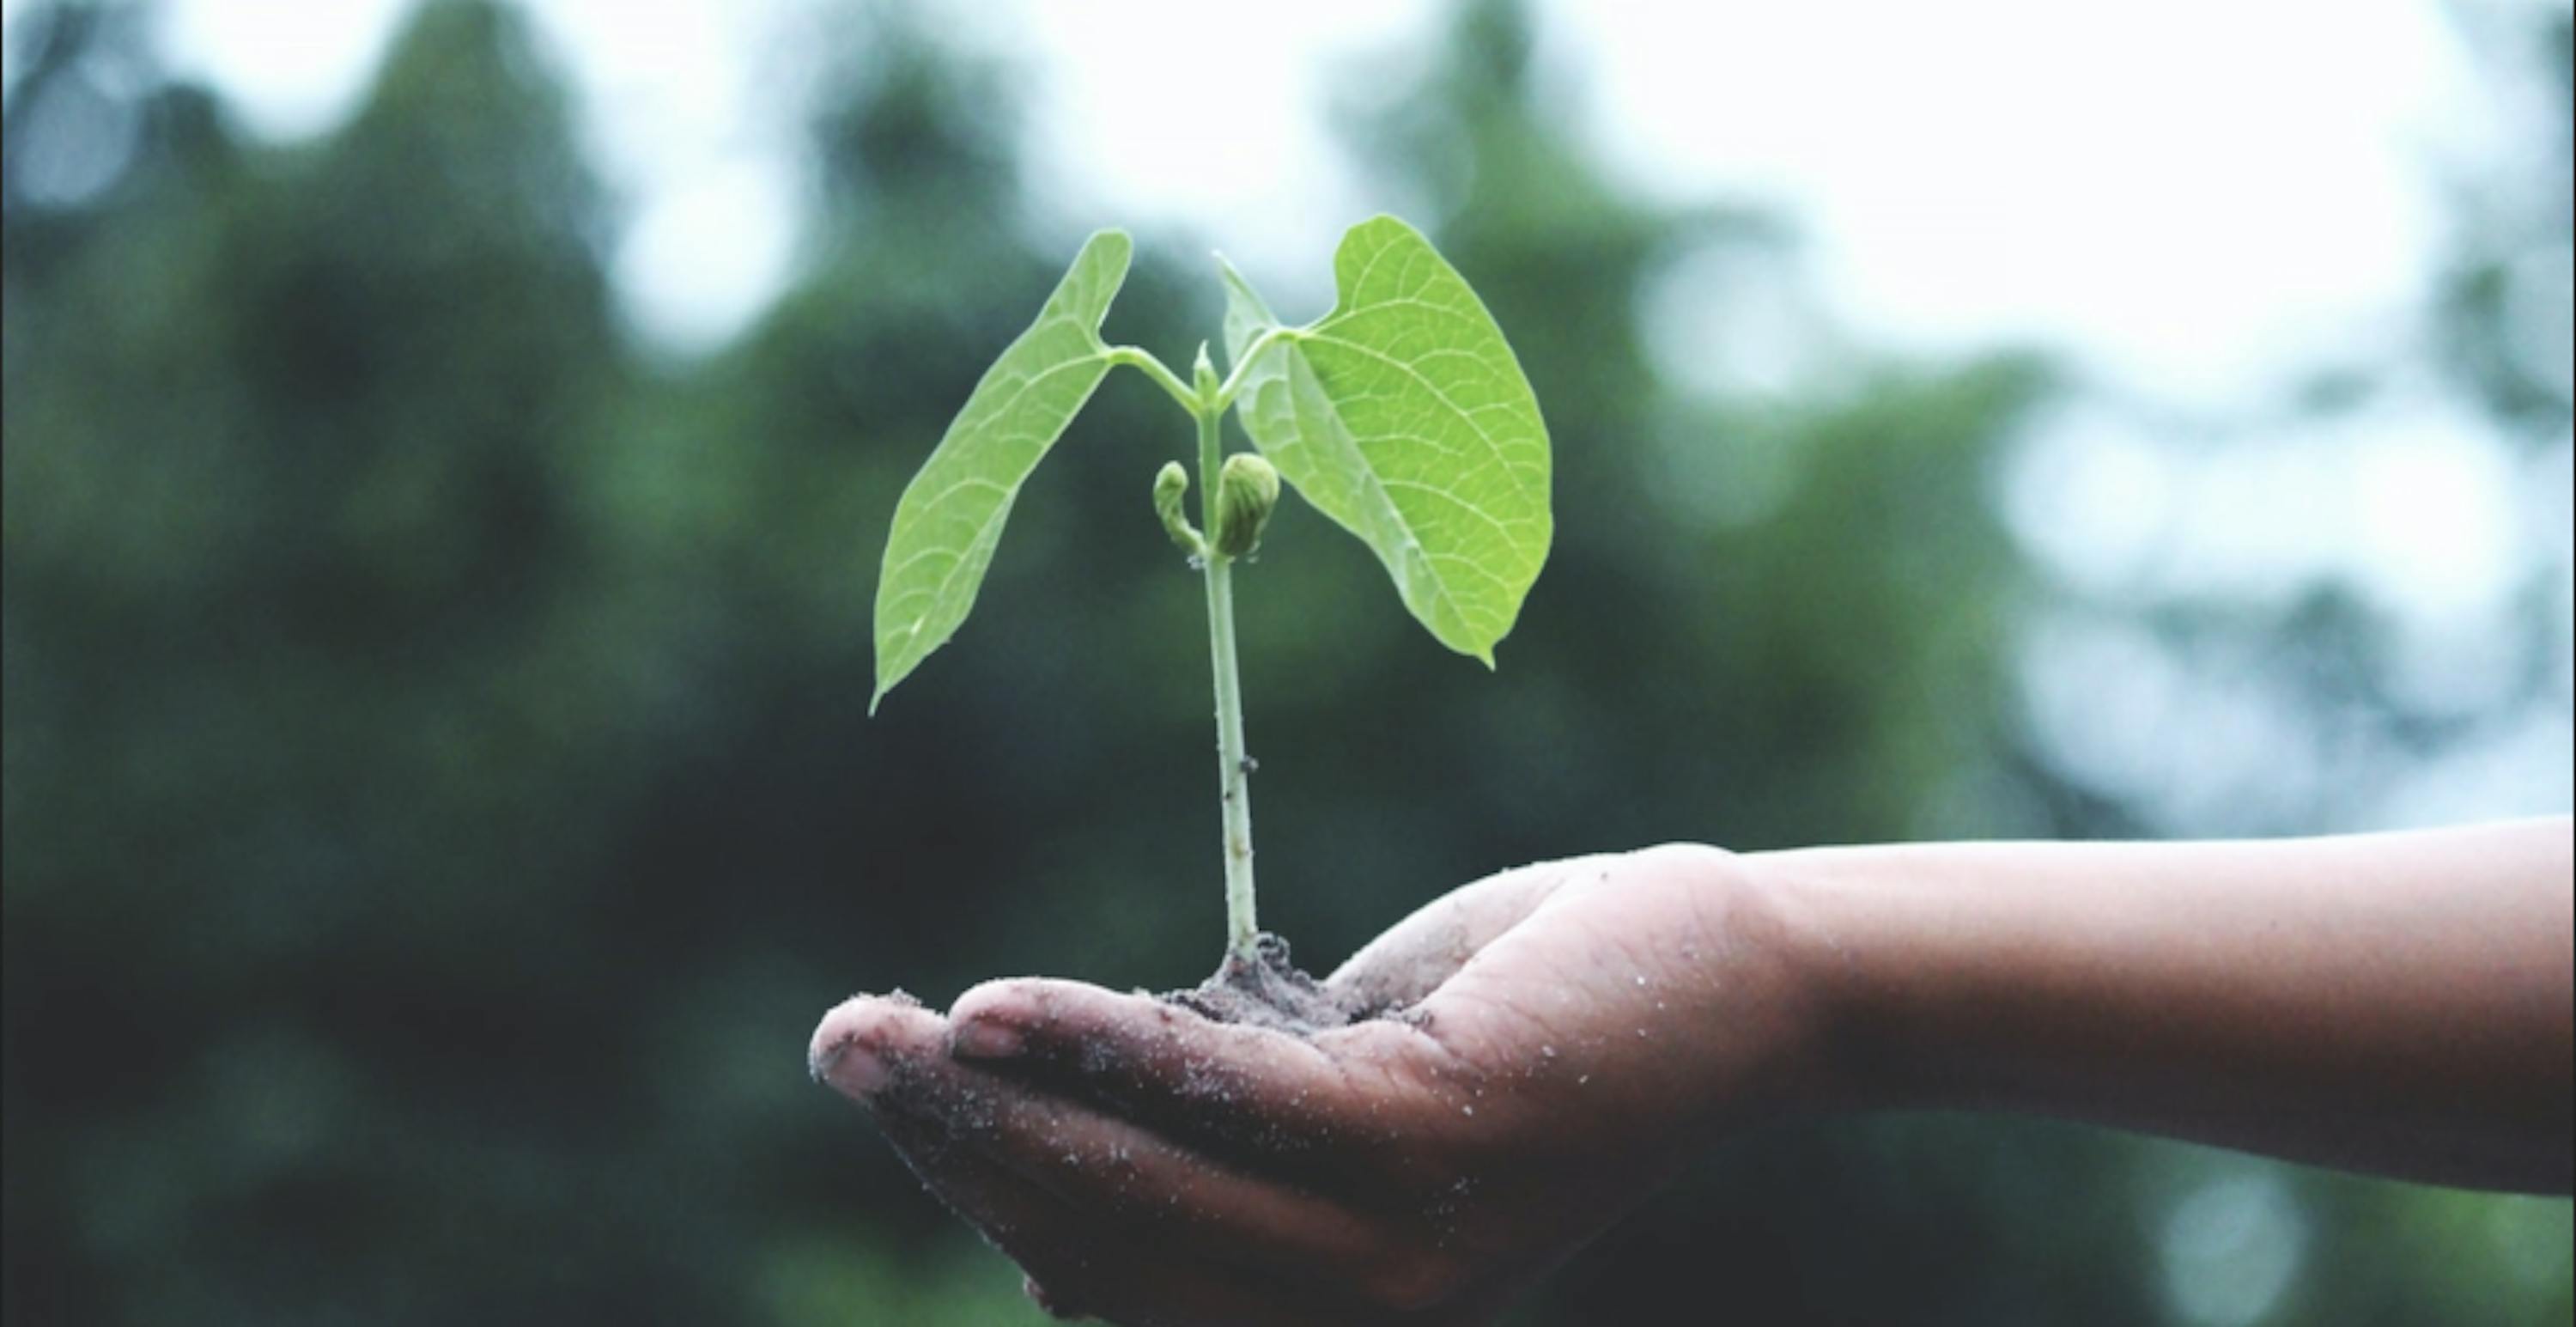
[1619,843,1881,1133]
[1735,846,1913,1116]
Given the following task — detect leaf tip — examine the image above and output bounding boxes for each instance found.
[1079,228,1134,279]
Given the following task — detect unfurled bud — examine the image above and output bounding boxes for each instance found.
[1212,453,1280,558]
[1152,461,1204,557]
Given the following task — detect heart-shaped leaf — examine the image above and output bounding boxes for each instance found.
[1223,217,1551,664]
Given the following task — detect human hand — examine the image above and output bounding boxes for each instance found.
[809,845,1832,1324]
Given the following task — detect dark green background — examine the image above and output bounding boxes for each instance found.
[5,2,2569,1323]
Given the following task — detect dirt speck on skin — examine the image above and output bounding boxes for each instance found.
[1163,933,1370,1036]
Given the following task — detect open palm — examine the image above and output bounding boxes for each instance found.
[811,845,1822,1325]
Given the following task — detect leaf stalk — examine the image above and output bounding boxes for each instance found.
[1105,345,1200,414]
[1212,326,1296,412]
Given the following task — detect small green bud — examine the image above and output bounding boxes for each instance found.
[1192,340,1220,402]
[1212,453,1280,558]
[1152,460,1205,557]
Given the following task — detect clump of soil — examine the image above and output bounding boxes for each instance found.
[1165,932,1367,1036]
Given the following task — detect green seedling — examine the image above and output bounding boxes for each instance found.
[872,216,1552,970]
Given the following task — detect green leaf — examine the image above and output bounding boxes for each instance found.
[1222,216,1551,665]
[872,229,1132,710]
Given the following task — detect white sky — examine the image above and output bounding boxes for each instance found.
[1,0,2537,380]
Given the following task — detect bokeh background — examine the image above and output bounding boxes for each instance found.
[4,0,2571,1323]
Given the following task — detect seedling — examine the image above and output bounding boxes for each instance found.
[872,216,1551,993]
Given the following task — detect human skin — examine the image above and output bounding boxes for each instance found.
[810,818,2573,1325]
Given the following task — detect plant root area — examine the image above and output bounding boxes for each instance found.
[1164,932,1369,1036]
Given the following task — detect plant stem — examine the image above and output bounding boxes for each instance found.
[1195,402,1260,963]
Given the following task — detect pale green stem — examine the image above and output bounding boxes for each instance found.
[1211,326,1296,412]
[1196,403,1260,962]
[1105,346,1199,414]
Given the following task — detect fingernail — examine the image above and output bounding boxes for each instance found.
[951,1017,1024,1060]
[811,1032,893,1096]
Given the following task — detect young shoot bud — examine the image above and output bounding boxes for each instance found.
[1192,340,1220,403]
[1212,453,1280,559]
[1152,461,1205,557]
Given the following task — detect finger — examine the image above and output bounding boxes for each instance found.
[810,991,949,1102]
[947,979,1449,1160]
[1324,856,1595,1013]
[817,997,1392,1323]
[1021,1274,1077,1321]
[929,1053,1408,1287]
[822,991,1420,1289]
[871,1104,1407,1327]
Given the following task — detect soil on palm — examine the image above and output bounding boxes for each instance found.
[1165,932,1368,1037]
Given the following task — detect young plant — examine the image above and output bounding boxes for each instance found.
[872,216,1551,977]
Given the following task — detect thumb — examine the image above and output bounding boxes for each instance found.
[1323,856,1596,1014]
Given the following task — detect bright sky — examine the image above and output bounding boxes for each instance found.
[1,0,2531,378]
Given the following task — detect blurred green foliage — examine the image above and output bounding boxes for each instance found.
[3,2,2567,1324]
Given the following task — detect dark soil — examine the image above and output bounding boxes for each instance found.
[1164,932,1370,1036]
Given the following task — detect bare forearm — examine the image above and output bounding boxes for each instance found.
[1753,819,2574,1192]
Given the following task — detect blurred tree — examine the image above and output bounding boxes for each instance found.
[4,3,717,1320]
[2023,3,2576,849]
[2434,7,2573,444]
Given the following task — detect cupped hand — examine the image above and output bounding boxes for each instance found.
[809,845,1830,1325]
